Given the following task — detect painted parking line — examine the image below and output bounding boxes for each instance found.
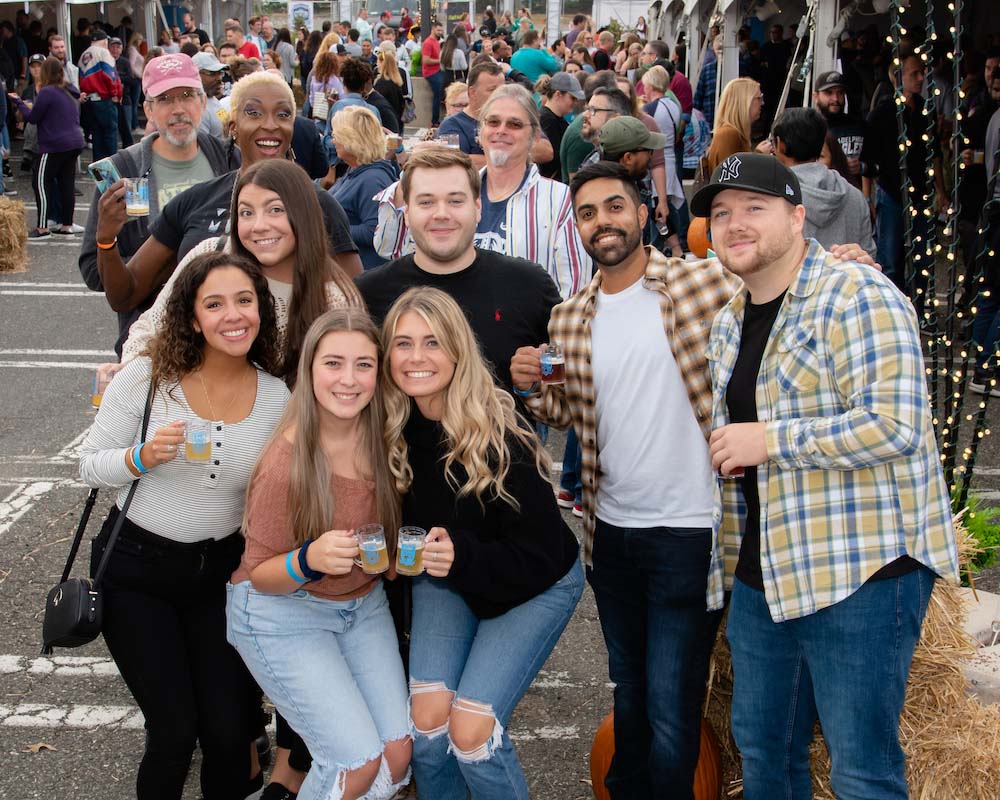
[0,349,116,357]
[0,655,119,677]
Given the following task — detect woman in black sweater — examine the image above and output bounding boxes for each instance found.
[381,287,582,800]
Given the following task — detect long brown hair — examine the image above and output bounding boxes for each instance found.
[39,56,65,89]
[145,252,281,393]
[252,309,401,548]
[229,159,361,384]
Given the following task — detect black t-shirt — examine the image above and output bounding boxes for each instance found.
[727,291,785,592]
[151,170,358,262]
[402,407,579,619]
[355,248,561,392]
[861,95,938,206]
[728,291,919,592]
[539,106,568,180]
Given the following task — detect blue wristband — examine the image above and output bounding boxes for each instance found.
[132,444,149,473]
[285,550,306,582]
[297,540,325,582]
[513,382,537,397]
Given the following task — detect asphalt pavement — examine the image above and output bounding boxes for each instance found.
[2,146,999,800]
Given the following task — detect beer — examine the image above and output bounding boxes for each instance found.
[396,526,427,576]
[540,343,566,385]
[91,366,114,408]
[185,421,211,462]
[124,178,150,217]
[356,524,389,574]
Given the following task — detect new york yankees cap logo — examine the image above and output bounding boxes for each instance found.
[689,152,803,218]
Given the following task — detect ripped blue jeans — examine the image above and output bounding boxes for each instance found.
[227,580,411,800]
[408,562,584,800]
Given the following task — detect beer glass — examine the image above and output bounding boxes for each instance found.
[355,524,390,575]
[124,177,150,217]
[90,365,115,408]
[540,343,566,385]
[184,420,211,462]
[396,526,427,576]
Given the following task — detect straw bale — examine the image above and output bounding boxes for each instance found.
[0,196,27,273]
[706,522,1000,799]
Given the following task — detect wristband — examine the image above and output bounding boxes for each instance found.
[285,550,306,582]
[97,237,118,250]
[131,444,150,473]
[513,382,538,397]
[297,540,325,582]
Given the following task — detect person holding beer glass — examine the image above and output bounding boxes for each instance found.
[381,287,583,799]
[79,252,288,799]
[227,308,412,800]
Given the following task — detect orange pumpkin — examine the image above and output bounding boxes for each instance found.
[687,215,711,259]
[590,713,721,800]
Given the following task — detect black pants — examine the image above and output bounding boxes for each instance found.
[92,510,255,800]
[32,149,81,229]
[118,101,133,149]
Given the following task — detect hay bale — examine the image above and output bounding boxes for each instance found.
[0,196,27,273]
[706,522,1000,799]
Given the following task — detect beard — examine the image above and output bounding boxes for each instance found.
[717,226,797,278]
[584,224,643,268]
[485,147,510,167]
[161,114,198,147]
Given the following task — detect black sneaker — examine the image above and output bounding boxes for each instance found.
[260,783,297,800]
[28,228,49,239]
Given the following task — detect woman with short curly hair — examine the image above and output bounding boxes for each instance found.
[80,251,289,799]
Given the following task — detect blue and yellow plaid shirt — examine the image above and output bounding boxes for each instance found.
[707,240,959,622]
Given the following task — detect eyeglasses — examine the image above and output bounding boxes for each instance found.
[151,89,202,106]
[450,101,469,109]
[481,116,529,130]
[583,107,617,116]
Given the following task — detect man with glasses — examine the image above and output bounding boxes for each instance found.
[78,53,236,355]
[374,84,588,300]
[576,87,632,174]
[437,59,507,166]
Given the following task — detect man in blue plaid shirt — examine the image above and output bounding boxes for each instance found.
[695,153,959,799]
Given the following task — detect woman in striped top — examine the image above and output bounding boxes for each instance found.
[80,252,289,799]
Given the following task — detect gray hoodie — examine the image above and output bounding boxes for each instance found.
[791,161,876,260]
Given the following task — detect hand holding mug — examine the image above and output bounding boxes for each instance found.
[510,344,545,390]
[423,527,455,578]
[140,421,186,468]
[307,529,360,576]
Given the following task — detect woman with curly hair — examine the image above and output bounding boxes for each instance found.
[80,251,288,799]
[306,33,346,127]
[381,287,583,799]
[228,308,411,800]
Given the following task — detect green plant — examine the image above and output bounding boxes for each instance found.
[963,497,1000,573]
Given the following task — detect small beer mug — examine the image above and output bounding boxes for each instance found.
[436,132,460,149]
[124,177,150,217]
[540,343,566,385]
[90,364,115,408]
[185,420,212,462]
[355,524,390,575]
[396,526,427,576]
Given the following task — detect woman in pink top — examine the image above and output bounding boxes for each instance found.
[227,309,411,800]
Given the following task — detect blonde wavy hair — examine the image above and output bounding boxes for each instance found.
[715,77,760,143]
[248,309,400,549]
[381,287,550,510]
[330,106,387,165]
[376,41,403,87]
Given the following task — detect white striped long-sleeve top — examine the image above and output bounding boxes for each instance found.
[79,357,290,543]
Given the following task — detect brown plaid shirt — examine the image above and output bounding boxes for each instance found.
[526,247,741,565]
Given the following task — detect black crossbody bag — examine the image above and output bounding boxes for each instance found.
[41,382,155,655]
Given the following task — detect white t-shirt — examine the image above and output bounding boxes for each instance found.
[590,278,714,529]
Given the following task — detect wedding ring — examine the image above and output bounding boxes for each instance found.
[432,551,437,562]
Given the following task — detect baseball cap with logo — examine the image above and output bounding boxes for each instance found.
[108,37,123,46]
[549,71,585,100]
[29,53,46,65]
[814,70,847,92]
[192,51,228,73]
[142,53,202,98]
[689,152,802,217]
[91,29,109,42]
[599,116,667,159]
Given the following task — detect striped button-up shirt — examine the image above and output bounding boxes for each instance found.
[707,240,959,622]
[373,164,589,300]
[525,247,740,565]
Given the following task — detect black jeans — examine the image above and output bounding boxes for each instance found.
[32,148,81,229]
[92,509,255,800]
[587,519,722,800]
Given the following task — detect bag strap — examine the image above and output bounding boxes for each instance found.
[61,380,155,586]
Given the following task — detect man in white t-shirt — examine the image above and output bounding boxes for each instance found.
[511,160,737,797]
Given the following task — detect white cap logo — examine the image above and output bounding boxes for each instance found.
[719,155,741,182]
[158,55,186,73]
[786,184,795,196]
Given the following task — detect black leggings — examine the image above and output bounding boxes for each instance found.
[92,510,256,800]
[32,148,81,229]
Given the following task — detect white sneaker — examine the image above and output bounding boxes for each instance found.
[67,223,85,233]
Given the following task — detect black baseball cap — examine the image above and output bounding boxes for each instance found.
[814,70,847,92]
[29,53,46,64]
[91,29,108,41]
[690,153,802,217]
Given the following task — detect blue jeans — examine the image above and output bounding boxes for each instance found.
[728,567,935,800]
[84,98,120,163]
[875,186,904,286]
[559,426,583,503]
[668,196,691,252]
[425,70,443,125]
[973,288,1000,373]
[227,580,411,800]
[587,519,722,800]
[409,561,584,800]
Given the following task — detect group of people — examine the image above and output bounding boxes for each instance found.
[40,6,983,800]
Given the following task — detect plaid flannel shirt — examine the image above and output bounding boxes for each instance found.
[525,247,740,565]
[707,240,960,622]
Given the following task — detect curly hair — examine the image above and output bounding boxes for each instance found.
[381,287,549,510]
[339,56,374,93]
[145,252,282,393]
